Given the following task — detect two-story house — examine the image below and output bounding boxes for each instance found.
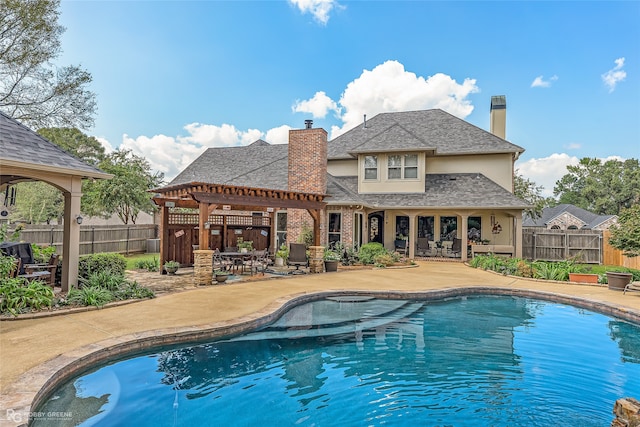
[159,96,528,264]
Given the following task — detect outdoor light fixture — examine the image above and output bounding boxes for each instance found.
[76,215,83,225]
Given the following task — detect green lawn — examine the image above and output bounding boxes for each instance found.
[124,253,160,270]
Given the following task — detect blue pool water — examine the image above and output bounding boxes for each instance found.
[34,296,640,426]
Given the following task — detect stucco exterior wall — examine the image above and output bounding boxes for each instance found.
[425,153,514,191]
[327,159,357,176]
[358,153,425,193]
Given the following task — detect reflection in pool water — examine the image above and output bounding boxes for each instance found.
[34,296,640,427]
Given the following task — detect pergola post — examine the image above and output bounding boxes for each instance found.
[198,202,210,250]
[307,209,321,246]
[160,204,170,273]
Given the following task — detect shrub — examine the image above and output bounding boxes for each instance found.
[67,286,113,307]
[79,253,126,279]
[374,252,396,267]
[135,257,159,272]
[0,278,54,316]
[533,261,569,281]
[0,254,17,278]
[31,244,57,264]
[358,242,387,265]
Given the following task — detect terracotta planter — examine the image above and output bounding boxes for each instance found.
[568,273,599,284]
[606,272,633,291]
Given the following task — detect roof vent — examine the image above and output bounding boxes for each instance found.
[363,114,367,128]
[304,119,313,129]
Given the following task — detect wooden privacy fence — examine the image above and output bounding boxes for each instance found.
[602,229,640,269]
[522,228,602,263]
[6,224,158,256]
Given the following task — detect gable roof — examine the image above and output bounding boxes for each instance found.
[328,109,524,159]
[0,111,109,180]
[170,140,289,190]
[522,204,617,229]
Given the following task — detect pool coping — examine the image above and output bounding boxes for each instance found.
[1,285,639,427]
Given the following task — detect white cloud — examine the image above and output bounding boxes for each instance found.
[516,153,580,197]
[264,125,292,144]
[564,142,581,150]
[96,137,115,154]
[602,57,626,92]
[319,60,478,138]
[293,91,339,118]
[120,59,480,182]
[531,75,558,88]
[289,0,342,25]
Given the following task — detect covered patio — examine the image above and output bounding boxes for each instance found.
[0,112,111,291]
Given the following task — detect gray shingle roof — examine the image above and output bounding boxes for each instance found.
[328,174,529,209]
[522,204,617,229]
[0,111,109,178]
[169,140,290,190]
[328,109,524,159]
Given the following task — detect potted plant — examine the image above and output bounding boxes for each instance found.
[237,238,253,253]
[164,260,180,275]
[213,269,230,283]
[323,247,341,272]
[606,271,633,291]
[275,244,289,267]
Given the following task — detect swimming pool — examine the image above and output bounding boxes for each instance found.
[33,296,640,426]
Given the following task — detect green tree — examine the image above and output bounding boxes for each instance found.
[513,172,554,220]
[0,0,96,129]
[9,181,63,224]
[608,205,640,258]
[37,127,106,166]
[553,158,640,215]
[83,150,164,224]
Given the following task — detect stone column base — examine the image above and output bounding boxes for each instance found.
[309,246,324,274]
[611,397,640,427]
[193,250,213,286]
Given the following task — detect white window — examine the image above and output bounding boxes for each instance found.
[364,155,378,180]
[388,154,418,179]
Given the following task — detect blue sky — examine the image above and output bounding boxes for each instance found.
[57,1,639,196]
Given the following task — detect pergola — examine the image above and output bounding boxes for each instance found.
[152,181,327,268]
[0,112,112,291]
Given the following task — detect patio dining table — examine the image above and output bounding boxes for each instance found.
[220,251,254,274]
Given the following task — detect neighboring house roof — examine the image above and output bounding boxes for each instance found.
[522,204,617,229]
[0,111,110,179]
[328,174,529,209]
[328,109,525,159]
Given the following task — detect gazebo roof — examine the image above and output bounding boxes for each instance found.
[0,111,110,186]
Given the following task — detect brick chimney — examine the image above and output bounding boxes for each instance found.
[287,121,328,247]
[288,120,327,195]
[490,95,506,139]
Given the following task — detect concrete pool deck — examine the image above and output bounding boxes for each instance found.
[1,261,640,425]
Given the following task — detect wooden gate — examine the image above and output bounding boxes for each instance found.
[522,228,602,263]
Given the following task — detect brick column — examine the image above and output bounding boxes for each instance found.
[193,249,213,286]
[309,246,324,273]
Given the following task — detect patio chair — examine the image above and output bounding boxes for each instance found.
[212,249,232,272]
[624,281,640,295]
[245,249,270,276]
[416,238,431,257]
[448,238,462,258]
[287,243,308,271]
[441,241,453,257]
[23,254,59,287]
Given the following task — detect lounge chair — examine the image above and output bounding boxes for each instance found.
[624,281,640,295]
[287,243,308,271]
